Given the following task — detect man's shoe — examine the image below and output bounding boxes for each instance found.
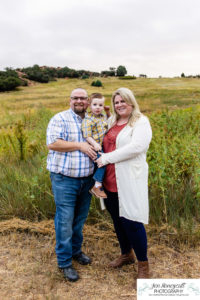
[90,186,107,198]
[108,249,135,268]
[73,252,91,265]
[61,266,79,282]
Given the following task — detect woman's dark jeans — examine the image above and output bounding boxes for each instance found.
[104,189,148,261]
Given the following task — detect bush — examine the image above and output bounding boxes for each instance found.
[91,80,103,87]
[2,68,19,78]
[20,79,28,86]
[101,69,116,77]
[0,69,21,92]
[139,74,147,78]
[82,74,89,79]
[26,71,49,83]
[0,76,21,91]
[119,76,136,80]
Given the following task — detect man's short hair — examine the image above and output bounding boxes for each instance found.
[70,88,88,98]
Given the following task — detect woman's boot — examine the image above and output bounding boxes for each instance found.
[137,261,149,278]
[133,261,150,290]
[108,249,135,268]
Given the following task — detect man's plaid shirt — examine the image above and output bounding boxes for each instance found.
[81,112,108,145]
[46,109,94,177]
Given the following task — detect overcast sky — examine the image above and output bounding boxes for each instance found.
[1,0,200,77]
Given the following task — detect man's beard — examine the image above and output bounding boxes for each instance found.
[73,105,86,115]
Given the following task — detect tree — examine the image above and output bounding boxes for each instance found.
[109,67,116,76]
[101,70,110,77]
[139,74,147,78]
[116,65,127,76]
[181,73,185,78]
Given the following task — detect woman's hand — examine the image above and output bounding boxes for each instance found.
[96,153,104,168]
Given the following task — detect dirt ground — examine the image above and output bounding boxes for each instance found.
[0,218,199,300]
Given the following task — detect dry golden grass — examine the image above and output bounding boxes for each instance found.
[0,79,199,299]
[0,77,200,127]
[0,219,199,300]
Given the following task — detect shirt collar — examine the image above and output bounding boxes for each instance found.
[86,112,104,118]
[69,108,83,122]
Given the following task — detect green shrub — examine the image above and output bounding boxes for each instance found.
[101,69,116,77]
[91,80,103,87]
[119,76,136,80]
[0,68,21,91]
[82,74,89,79]
[0,76,21,91]
[26,71,49,83]
[0,68,19,78]
[20,79,28,86]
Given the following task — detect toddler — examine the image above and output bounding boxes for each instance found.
[82,93,110,199]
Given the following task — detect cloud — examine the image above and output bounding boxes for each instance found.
[0,0,200,76]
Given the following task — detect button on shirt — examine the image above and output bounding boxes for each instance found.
[46,108,94,177]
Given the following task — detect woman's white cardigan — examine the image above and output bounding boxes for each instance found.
[101,115,152,224]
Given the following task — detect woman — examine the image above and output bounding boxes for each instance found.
[96,87,152,284]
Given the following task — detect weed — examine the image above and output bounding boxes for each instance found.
[0,78,199,244]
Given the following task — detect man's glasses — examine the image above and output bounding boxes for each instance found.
[71,96,88,101]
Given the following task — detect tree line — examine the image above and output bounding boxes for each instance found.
[0,64,130,92]
[181,72,200,78]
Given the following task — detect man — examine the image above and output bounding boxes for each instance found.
[46,88,96,282]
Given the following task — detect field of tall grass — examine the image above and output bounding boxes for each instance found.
[0,77,199,245]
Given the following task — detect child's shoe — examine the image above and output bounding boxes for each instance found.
[90,186,107,198]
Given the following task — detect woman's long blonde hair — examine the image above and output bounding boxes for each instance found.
[110,87,141,127]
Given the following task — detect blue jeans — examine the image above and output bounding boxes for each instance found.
[93,152,105,183]
[50,172,93,268]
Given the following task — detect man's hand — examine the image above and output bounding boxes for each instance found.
[80,142,97,160]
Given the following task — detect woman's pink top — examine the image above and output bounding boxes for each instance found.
[103,123,127,192]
